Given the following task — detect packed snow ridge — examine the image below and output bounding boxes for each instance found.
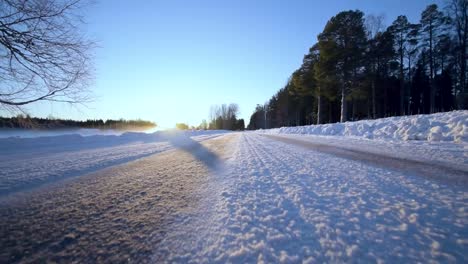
[261,111,468,143]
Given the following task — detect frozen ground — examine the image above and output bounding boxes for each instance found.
[0,119,467,262]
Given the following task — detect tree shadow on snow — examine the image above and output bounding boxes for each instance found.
[164,132,221,171]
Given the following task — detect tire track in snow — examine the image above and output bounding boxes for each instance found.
[240,134,365,262]
[0,132,466,263]
[205,133,467,263]
[257,133,467,262]
[205,133,322,263]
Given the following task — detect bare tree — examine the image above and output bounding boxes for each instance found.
[207,103,240,130]
[0,0,94,111]
[365,14,385,38]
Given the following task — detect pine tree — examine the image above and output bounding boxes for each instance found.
[290,45,320,123]
[420,4,447,113]
[389,16,414,115]
[316,10,367,122]
[448,0,468,108]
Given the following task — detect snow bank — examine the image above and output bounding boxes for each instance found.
[261,111,468,143]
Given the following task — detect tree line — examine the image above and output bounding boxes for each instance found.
[206,104,245,130]
[248,1,468,130]
[0,115,156,130]
[175,104,245,131]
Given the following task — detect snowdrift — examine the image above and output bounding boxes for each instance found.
[261,111,468,143]
[0,129,229,155]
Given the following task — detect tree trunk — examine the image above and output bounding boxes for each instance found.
[340,85,347,122]
[399,40,405,116]
[372,79,376,118]
[384,85,388,117]
[400,79,405,116]
[408,55,412,114]
[429,21,435,113]
[317,93,322,125]
[352,98,356,120]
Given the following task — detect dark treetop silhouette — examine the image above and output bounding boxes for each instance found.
[0,0,94,111]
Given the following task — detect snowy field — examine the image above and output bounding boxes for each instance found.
[0,113,467,262]
[0,127,156,138]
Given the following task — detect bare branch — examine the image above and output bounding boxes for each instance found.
[0,0,94,111]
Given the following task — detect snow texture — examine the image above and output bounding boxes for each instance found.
[261,110,468,143]
[0,134,235,263]
[160,133,467,263]
[0,130,228,196]
[263,134,468,176]
[0,116,466,262]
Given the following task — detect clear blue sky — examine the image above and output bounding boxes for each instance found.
[24,0,442,129]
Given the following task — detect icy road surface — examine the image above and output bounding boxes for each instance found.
[0,132,467,263]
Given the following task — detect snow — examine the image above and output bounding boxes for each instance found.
[160,133,467,262]
[0,118,466,262]
[263,134,468,175]
[0,127,143,138]
[261,110,468,143]
[0,130,228,196]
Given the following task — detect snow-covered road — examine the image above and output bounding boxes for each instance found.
[0,132,467,263]
[187,133,467,263]
[263,134,468,186]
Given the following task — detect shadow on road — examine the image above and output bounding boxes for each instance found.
[165,132,221,171]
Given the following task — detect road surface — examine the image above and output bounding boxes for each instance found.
[0,132,466,263]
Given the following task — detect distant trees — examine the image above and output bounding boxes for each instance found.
[0,116,156,130]
[179,104,245,131]
[0,0,94,111]
[175,123,189,130]
[199,119,208,130]
[247,104,266,130]
[206,104,244,130]
[248,2,467,130]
